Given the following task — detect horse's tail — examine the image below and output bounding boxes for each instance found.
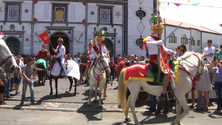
[118,69,127,112]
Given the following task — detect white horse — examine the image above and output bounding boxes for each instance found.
[0,39,17,73]
[118,52,204,125]
[88,52,110,108]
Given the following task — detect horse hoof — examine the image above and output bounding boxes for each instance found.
[73,93,76,96]
[65,90,70,94]
[125,118,131,122]
[171,121,183,125]
[98,106,103,109]
[50,92,53,95]
[87,104,91,107]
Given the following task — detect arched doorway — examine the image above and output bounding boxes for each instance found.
[5,37,20,55]
[49,32,69,54]
[102,38,113,56]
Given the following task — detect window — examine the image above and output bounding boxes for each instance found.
[191,37,195,46]
[52,4,67,22]
[181,34,188,44]
[98,5,114,24]
[5,2,21,21]
[197,40,200,46]
[169,33,177,43]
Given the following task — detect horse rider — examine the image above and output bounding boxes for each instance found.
[85,39,94,77]
[37,44,50,60]
[51,38,67,76]
[88,29,109,79]
[143,24,175,114]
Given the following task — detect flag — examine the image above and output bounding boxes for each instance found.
[192,3,200,6]
[174,3,181,7]
[157,2,162,8]
[38,31,51,44]
[157,45,175,84]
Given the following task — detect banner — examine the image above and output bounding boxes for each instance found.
[39,31,51,44]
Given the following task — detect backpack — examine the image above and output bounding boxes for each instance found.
[197,95,206,110]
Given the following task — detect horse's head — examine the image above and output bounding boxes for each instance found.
[0,39,17,73]
[96,52,111,74]
[195,53,205,81]
[178,52,204,81]
[45,54,54,70]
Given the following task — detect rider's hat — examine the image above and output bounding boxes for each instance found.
[150,24,164,31]
[0,32,4,40]
[94,29,105,42]
[57,37,64,43]
[42,44,46,48]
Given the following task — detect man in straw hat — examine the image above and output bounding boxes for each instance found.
[143,24,175,115]
[51,38,67,76]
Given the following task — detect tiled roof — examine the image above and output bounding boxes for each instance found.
[163,19,221,35]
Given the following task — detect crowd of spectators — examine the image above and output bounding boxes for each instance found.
[1,40,222,114]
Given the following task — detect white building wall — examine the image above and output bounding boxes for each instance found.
[164,25,221,53]
[0,1,5,21]
[202,32,221,50]
[163,26,190,51]
[21,1,32,21]
[128,0,153,57]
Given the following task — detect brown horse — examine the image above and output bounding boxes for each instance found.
[46,55,78,96]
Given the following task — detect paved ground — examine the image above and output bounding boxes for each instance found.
[0,78,221,125]
[0,78,218,112]
[0,108,222,125]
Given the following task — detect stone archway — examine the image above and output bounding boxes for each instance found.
[102,38,113,56]
[49,32,69,54]
[5,37,20,55]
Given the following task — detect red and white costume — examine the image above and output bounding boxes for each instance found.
[54,45,66,74]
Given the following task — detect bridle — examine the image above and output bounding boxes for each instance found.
[94,54,110,73]
[93,54,110,86]
[177,53,204,82]
[0,54,13,67]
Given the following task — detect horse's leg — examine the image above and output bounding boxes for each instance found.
[128,83,141,125]
[87,83,93,106]
[55,78,58,96]
[98,85,102,108]
[49,77,53,95]
[66,77,73,93]
[103,82,107,98]
[74,78,77,96]
[172,94,188,125]
[95,85,98,101]
[124,95,131,122]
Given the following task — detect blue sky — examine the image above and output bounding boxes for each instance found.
[159,0,222,33]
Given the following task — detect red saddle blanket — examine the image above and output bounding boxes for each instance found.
[123,64,154,84]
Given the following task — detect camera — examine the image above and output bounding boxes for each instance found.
[213,56,216,61]
[204,58,207,61]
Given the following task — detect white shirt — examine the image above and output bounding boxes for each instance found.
[145,34,175,55]
[54,45,66,59]
[203,46,215,62]
[90,44,108,59]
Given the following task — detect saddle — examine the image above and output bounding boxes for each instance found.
[146,64,164,86]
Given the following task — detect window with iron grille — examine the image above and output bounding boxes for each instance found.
[169,33,177,43]
[191,37,195,46]
[181,34,188,44]
[5,2,21,21]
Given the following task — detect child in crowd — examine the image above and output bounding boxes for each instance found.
[20,57,47,105]
[14,58,22,95]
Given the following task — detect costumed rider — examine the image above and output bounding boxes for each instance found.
[37,44,50,60]
[85,39,94,78]
[89,29,109,80]
[51,38,67,76]
[143,24,175,115]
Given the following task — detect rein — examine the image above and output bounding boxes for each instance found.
[93,55,109,86]
[0,54,13,67]
[177,53,202,88]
